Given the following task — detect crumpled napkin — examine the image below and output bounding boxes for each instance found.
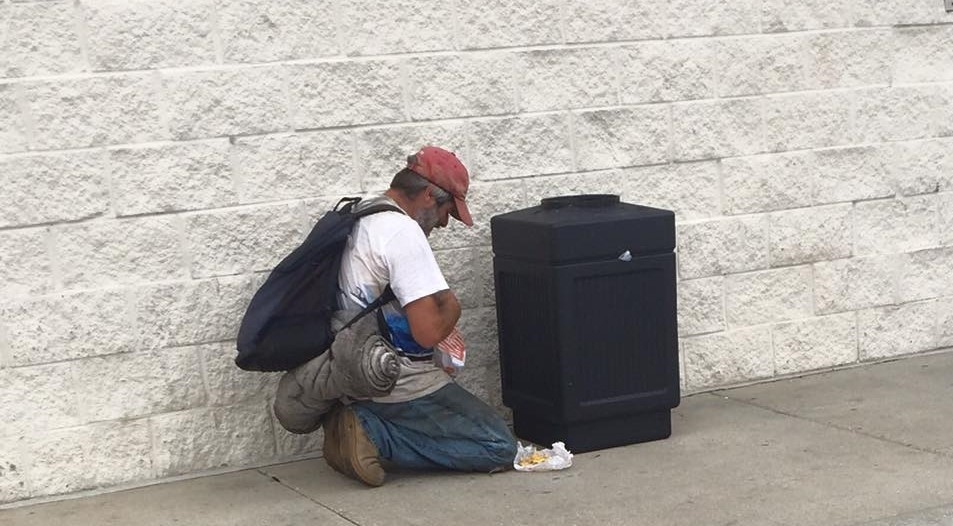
[513,441,573,472]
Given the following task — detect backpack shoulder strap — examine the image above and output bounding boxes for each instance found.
[353,202,404,218]
[336,285,396,334]
[335,197,362,213]
[332,200,404,334]
[334,196,403,218]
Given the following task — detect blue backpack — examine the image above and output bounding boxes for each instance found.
[235,197,401,372]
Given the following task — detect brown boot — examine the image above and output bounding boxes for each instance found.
[337,407,385,487]
[321,406,351,478]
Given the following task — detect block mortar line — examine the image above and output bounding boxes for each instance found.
[710,133,953,169]
[715,158,727,218]
[454,165,638,186]
[446,0,464,54]
[15,430,38,502]
[66,349,91,430]
[719,275,728,336]
[847,83,863,147]
[10,266,245,301]
[461,120,474,177]
[756,93,769,162]
[935,194,945,260]
[14,62,291,83]
[288,105,623,134]
[681,311,851,341]
[794,27,814,90]
[665,101,676,164]
[277,63,296,132]
[332,24,921,58]
[710,35,724,100]
[768,316,777,377]
[0,334,245,371]
[225,134,244,204]
[555,0,569,46]
[266,403,284,460]
[329,0,347,59]
[0,63,290,86]
[209,3,224,65]
[2,29,949,85]
[852,310,861,363]
[566,111,578,173]
[72,0,92,74]
[808,261,819,321]
[12,82,36,147]
[173,215,193,282]
[507,48,525,118]
[715,390,953,459]
[757,0,765,34]
[97,147,121,226]
[892,21,953,30]
[711,262,827,284]
[0,136,239,159]
[44,225,63,292]
[7,81,929,156]
[293,200,309,242]
[678,343,688,393]
[150,70,172,143]
[265,402,279,458]
[0,197,313,232]
[147,417,160,479]
[677,208,778,226]
[347,129,364,194]
[0,317,9,367]
[889,78,953,89]
[397,59,413,125]
[934,295,943,350]
[252,468,363,526]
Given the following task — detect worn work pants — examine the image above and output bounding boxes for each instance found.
[352,382,518,472]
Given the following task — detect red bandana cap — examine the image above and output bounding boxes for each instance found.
[406,146,473,226]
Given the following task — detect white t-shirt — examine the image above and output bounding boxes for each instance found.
[337,196,452,402]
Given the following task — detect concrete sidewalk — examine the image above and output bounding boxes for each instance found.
[4,350,953,526]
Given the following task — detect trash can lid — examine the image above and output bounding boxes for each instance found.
[540,194,620,210]
[490,194,675,263]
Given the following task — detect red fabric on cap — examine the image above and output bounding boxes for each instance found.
[407,146,473,226]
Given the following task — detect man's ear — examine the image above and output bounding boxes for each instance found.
[425,185,438,204]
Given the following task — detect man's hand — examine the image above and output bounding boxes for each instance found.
[436,328,466,376]
[403,289,461,348]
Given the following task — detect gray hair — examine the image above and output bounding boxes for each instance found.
[390,168,452,205]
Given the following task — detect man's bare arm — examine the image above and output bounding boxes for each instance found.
[403,289,461,348]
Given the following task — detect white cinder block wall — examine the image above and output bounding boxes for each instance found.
[1,0,952,504]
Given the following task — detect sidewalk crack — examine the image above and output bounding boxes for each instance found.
[255,469,362,526]
[844,499,953,526]
[715,393,952,459]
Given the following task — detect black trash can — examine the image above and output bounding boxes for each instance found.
[491,194,680,453]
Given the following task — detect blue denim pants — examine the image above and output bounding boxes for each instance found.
[351,382,518,472]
